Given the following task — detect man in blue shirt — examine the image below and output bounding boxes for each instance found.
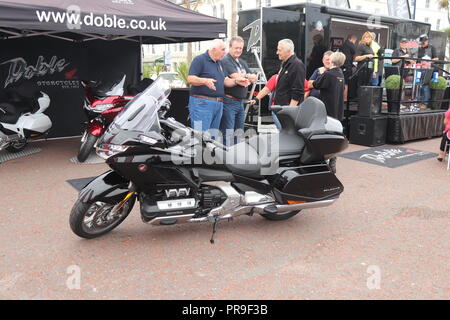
[187,39,247,133]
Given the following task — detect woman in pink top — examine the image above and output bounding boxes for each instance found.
[437,108,450,161]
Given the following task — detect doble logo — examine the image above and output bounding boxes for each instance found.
[0,56,70,88]
[242,19,261,52]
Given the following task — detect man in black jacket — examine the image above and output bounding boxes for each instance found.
[341,34,357,101]
[274,39,306,106]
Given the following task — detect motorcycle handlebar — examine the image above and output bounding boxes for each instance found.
[191,129,227,151]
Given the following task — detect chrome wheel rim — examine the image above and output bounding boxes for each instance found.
[82,201,129,234]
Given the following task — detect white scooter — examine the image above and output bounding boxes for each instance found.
[0,83,52,153]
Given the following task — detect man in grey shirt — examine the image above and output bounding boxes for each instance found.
[220,36,257,145]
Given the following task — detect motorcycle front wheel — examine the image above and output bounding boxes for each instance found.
[77,132,98,162]
[69,195,136,239]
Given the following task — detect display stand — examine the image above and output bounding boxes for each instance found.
[347,56,449,145]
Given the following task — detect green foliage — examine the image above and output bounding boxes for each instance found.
[429,76,448,90]
[143,64,152,79]
[176,62,190,87]
[444,27,450,38]
[385,75,404,90]
[142,63,165,79]
[439,0,449,10]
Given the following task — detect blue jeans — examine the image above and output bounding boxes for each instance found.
[188,96,223,133]
[418,85,431,106]
[272,111,282,130]
[370,72,379,86]
[220,97,245,146]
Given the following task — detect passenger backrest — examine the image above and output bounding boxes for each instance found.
[296,97,327,133]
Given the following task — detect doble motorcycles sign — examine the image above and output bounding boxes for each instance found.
[340,146,437,168]
[0,55,70,88]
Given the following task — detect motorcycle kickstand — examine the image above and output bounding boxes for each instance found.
[210,216,221,244]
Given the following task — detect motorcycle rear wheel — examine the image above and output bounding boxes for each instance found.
[261,210,301,221]
[77,132,98,162]
[69,196,135,239]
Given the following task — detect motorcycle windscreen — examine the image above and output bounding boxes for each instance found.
[99,77,171,146]
[105,74,126,96]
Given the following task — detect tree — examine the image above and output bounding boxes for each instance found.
[176,62,191,87]
[438,0,450,25]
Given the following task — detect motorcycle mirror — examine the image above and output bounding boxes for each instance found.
[139,134,158,145]
[138,132,166,146]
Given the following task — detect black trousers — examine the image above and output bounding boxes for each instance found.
[439,133,450,152]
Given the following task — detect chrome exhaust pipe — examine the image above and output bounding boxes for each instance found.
[188,199,337,222]
[147,198,338,225]
[268,198,337,213]
[147,214,195,226]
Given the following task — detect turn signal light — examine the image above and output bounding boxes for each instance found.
[287,200,307,204]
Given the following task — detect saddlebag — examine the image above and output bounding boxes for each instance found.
[272,164,344,203]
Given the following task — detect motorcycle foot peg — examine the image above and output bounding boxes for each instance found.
[263,205,278,215]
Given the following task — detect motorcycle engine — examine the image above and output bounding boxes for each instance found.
[200,186,228,210]
[140,185,227,222]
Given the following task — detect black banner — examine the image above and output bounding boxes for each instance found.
[0,36,140,138]
[0,0,226,42]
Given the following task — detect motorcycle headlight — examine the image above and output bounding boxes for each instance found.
[96,143,129,160]
[93,103,115,113]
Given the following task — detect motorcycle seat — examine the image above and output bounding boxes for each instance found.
[213,132,304,178]
[0,101,33,124]
[271,97,329,136]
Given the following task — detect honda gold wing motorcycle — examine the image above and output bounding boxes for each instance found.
[0,82,51,153]
[69,78,349,243]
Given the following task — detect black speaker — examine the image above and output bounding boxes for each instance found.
[350,115,387,147]
[358,86,382,118]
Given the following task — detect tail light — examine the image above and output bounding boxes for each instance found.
[96,143,129,159]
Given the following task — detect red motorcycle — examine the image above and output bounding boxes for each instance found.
[77,75,152,162]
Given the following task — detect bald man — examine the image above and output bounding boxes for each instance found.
[187,39,247,132]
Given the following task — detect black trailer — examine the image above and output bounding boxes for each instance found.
[238,2,447,78]
[238,2,448,144]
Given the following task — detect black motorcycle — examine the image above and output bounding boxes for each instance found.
[69,78,348,242]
